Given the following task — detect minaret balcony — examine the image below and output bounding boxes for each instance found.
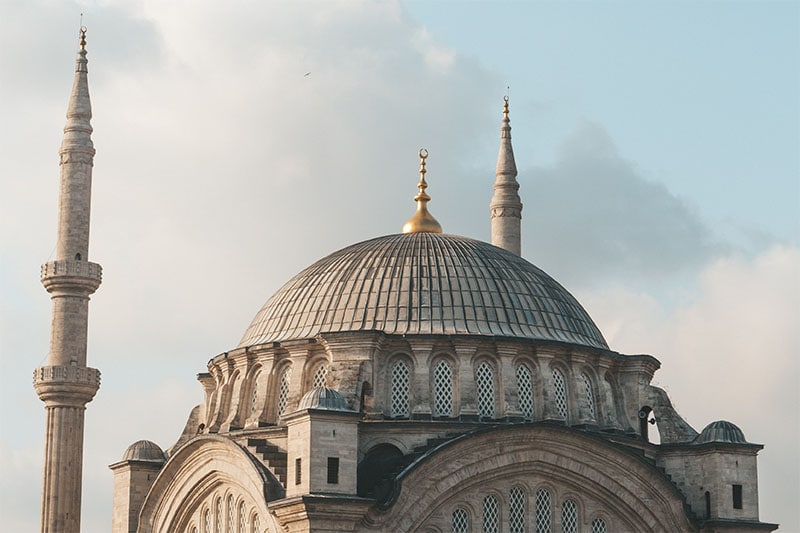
[41,260,102,294]
[33,365,101,405]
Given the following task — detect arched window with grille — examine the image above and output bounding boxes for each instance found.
[312,363,328,389]
[452,507,470,533]
[535,488,552,533]
[214,498,223,533]
[581,372,596,420]
[251,514,260,533]
[516,363,534,419]
[433,360,454,417]
[250,371,261,418]
[227,495,235,532]
[509,487,526,533]
[238,501,247,533]
[475,361,495,419]
[203,508,212,533]
[591,517,607,533]
[390,359,411,417]
[483,494,499,533]
[277,366,292,418]
[561,499,578,533]
[552,368,568,420]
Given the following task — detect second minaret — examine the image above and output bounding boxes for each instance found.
[490,96,523,256]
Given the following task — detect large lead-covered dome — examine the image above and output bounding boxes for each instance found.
[239,233,607,349]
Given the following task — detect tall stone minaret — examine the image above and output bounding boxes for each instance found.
[33,28,102,533]
[489,96,523,255]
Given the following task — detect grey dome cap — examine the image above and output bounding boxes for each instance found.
[122,440,167,462]
[297,387,352,412]
[695,420,748,444]
[239,233,607,349]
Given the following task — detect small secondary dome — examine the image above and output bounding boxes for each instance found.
[122,440,167,462]
[239,232,607,349]
[297,387,352,412]
[695,420,748,444]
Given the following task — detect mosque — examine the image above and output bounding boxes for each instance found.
[35,32,778,533]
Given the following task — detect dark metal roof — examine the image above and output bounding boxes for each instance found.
[238,233,608,349]
[297,387,352,412]
[695,420,748,444]
[122,440,167,462]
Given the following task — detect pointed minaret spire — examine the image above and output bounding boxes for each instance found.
[34,27,102,533]
[490,96,523,255]
[402,148,443,234]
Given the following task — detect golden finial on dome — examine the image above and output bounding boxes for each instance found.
[402,148,443,234]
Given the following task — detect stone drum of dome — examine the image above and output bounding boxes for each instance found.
[239,232,607,349]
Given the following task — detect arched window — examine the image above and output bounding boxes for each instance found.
[516,363,534,419]
[227,495,235,532]
[581,372,596,420]
[312,363,328,389]
[483,494,499,533]
[251,514,260,533]
[535,488,552,533]
[277,366,292,417]
[590,517,607,533]
[509,487,526,533]
[238,501,247,533]
[452,507,470,533]
[433,360,454,417]
[215,498,223,533]
[390,359,410,417]
[204,509,212,533]
[561,499,578,533]
[250,371,261,417]
[475,361,495,418]
[190,527,197,533]
[552,369,568,419]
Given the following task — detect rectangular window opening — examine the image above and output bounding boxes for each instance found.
[732,484,743,509]
[327,457,340,484]
[295,457,302,485]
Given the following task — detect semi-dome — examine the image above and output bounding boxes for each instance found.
[297,387,352,412]
[122,440,167,463]
[695,420,748,445]
[239,233,607,349]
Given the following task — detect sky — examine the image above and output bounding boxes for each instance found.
[0,0,798,531]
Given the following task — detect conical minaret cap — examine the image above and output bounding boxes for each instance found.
[61,27,94,155]
[402,148,443,234]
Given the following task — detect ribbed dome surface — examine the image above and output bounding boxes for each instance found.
[297,387,352,412]
[239,233,607,349]
[695,420,748,444]
[122,440,167,462]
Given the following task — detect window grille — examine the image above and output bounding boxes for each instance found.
[390,360,410,417]
[581,372,596,420]
[535,488,552,533]
[590,518,607,533]
[204,509,212,533]
[452,507,470,533]
[552,369,568,419]
[215,499,223,533]
[251,372,260,416]
[238,502,247,533]
[251,515,260,533]
[277,366,292,417]
[227,495,235,532]
[561,499,578,533]
[483,495,499,533]
[327,457,340,484]
[509,487,526,533]
[516,363,534,419]
[476,361,495,418]
[312,364,328,389]
[433,360,454,417]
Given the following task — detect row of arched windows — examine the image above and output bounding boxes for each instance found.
[450,488,608,533]
[188,492,264,533]
[389,359,599,422]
